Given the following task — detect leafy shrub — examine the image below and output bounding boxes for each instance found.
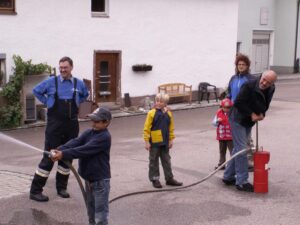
[0,55,51,129]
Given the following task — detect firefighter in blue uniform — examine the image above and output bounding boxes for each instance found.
[29,56,89,202]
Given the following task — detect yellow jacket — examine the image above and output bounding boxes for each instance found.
[143,108,175,145]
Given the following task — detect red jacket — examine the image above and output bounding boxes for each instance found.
[215,109,232,140]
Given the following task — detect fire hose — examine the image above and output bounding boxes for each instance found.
[108,147,250,203]
[0,132,250,208]
[27,145,250,205]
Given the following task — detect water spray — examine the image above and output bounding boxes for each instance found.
[0,132,87,207]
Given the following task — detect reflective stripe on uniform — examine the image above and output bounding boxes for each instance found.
[35,168,50,178]
[57,165,70,175]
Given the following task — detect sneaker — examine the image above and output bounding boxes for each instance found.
[152,180,162,188]
[222,178,236,186]
[166,178,183,186]
[57,189,70,198]
[236,183,254,192]
[30,193,49,202]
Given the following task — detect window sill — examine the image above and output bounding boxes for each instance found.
[0,11,17,15]
[91,12,109,18]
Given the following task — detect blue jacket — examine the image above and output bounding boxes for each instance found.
[59,128,111,181]
[33,75,89,108]
[227,73,255,103]
[143,108,175,147]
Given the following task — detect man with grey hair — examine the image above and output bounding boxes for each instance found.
[223,70,277,192]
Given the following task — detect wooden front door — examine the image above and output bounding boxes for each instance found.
[94,53,119,103]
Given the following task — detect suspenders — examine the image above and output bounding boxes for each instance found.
[54,76,77,101]
[53,76,78,119]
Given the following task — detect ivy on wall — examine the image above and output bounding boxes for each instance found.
[0,55,51,129]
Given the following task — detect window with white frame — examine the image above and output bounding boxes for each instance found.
[91,0,109,17]
[0,0,15,14]
[0,54,6,87]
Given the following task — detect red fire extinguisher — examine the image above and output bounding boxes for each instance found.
[253,122,270,193]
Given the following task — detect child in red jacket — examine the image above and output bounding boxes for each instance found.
[212,98,233,170]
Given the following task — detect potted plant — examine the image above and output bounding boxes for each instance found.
[132,64,153,72]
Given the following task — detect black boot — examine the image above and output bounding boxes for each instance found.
[30,193,49,202]
[57,189,70,198]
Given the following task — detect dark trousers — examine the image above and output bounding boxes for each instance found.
[218,140,233,166]
[30,117,79,194]
[148,145,174,182]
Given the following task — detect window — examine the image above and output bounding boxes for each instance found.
[0,0,15,14]
[0,54,6,87]
[91,0,109,17]
[236,42,241,54]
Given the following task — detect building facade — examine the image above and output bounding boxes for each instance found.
[238,0,300,74]
[0,0,239,105]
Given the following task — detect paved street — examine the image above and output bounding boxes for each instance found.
[0,76,300,225]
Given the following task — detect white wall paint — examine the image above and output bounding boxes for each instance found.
[237,0,276,60]
[274,0,297,67]
[1,0,238,97]
[238,0,298,71]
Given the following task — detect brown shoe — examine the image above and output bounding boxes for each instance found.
[152,180,162,188]
[166,178,183,186]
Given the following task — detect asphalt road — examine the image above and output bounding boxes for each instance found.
[0,77,300,225]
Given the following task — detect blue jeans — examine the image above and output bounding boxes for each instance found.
[223,114,251,185]
[85,179,110,225]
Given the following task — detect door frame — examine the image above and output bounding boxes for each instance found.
[93,50,122,104]
[251,30,274,73]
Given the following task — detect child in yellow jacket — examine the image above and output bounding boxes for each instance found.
[143,93,183,188]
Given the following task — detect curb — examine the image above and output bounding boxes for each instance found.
[0,101,220,131]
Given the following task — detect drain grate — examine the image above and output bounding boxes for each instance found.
[0,170,33,199]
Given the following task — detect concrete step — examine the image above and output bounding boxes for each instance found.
[97,102,121,111]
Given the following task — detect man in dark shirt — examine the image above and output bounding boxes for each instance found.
[223,70,277,192]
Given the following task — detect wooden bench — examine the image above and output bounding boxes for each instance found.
[158,83,192,104]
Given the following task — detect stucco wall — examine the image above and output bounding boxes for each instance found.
[273,0,297,68]
[238,0,298,73]
[0,0,238,97]
[237,0,276,68]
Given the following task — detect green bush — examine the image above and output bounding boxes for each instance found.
[0,55,51,129]
[0,105,22,128]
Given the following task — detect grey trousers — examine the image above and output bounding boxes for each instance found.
[148,145,174,181]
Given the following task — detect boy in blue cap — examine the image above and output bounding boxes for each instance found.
[51,107,112,225]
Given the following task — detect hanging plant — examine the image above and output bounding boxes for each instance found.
[132,64,153,72]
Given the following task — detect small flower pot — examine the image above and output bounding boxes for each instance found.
[132,64,153,72]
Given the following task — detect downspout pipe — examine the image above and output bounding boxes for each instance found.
[294,0,300,73]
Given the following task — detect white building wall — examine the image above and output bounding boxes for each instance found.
[0,0,238,97]
[237,0,276,60]
[273,0,297,68]
[238,0,298,74]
